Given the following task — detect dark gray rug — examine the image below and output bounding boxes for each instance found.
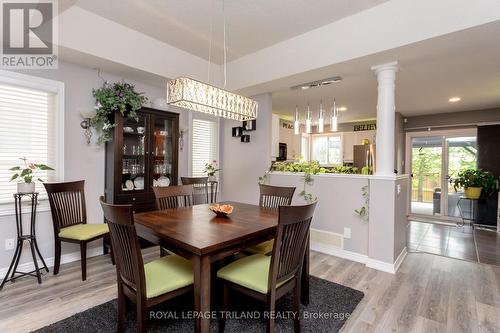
[33,276,363,333]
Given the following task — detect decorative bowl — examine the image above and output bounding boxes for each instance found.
[209,204,234,218]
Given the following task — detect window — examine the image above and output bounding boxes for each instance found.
[0,71,63,206]
[311,135,342,165]
[191,117,218,177]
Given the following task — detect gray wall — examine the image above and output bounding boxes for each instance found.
[368,176,409,264]
[0,61,191,272]
[269,173,369,255]
[220,93,273,204]
[403,108,500,130]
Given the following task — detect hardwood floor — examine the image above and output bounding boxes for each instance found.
[1,247,499,332]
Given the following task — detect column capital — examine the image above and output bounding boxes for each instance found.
[371,61,399,75]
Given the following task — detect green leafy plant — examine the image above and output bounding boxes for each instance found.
[354,184,369,221]
[91,81,148,143]
[9,157,54,183]
[451,169,498,196]
[204,160,221,177]
[271,159,358,175]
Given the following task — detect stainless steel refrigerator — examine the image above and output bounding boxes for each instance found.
[353,144,376,172]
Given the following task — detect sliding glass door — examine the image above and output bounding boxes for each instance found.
[410,137,443,216]
[407,129,477,219]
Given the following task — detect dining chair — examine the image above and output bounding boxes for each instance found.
[99,197,194,333]
[153,185,194,257]
[153,185,194,210]
[217,201,317,333]
[181,177,209,204]
[44,180,111,281]
[245,184,296,255]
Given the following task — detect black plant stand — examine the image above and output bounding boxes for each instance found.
[0,192,48,290]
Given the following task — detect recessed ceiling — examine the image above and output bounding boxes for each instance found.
[60,0,388,63]
[271,20,500,122]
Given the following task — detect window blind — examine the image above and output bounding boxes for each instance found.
[192,118,218,177]
[0,83,56,204]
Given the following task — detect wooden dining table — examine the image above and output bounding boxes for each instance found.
[134,201,310,333]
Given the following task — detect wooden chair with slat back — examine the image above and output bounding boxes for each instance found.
[259,184,296,208]
[153,184,194,257]
[217,201,317,333]
[44,180,111,281]
[181,177,209,204]
[99,197,194,333]
[153,185,194,210]
[244,184,296,255]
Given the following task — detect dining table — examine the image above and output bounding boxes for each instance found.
[134,201,310,333]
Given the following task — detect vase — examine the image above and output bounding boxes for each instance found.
[464,187,482,199]
[208,175,216,182]
[17,182,35,194]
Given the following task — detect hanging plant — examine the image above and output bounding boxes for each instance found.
[91,81,148,144]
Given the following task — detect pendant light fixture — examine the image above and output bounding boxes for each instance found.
[331,98,338,132]
[306,103,312,134]
[294,105,300,135]
[318,99,324,133]
[166,0,258,121]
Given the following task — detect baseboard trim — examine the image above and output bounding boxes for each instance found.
[310,241,368,264]
[0,247,104,279]
[311,241,407,275]
[365,247,407,274]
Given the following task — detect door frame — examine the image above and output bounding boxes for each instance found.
[405,128,477,221]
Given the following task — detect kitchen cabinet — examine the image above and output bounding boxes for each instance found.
[342,130,376,162]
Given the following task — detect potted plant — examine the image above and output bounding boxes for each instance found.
[204,161,221,182]
[91,81,148,144]
[9,157,54,193]
[451,168,498,199]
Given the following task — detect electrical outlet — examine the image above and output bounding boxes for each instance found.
[343,227,351,239]
[5,238,15,250]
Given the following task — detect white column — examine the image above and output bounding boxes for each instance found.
[371,61,398,176]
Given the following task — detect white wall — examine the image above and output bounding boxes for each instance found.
[220,93,272,204]
[0,61,191,273]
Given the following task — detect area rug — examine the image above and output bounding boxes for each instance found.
[33,276,364,333]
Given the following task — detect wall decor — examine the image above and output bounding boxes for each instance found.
[241,135,250,143]
[232,127,243,137]
[243,119,257,131]
[353,123,376,131]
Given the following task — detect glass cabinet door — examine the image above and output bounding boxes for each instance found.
[121,114,147,193]
[151,116,174,188]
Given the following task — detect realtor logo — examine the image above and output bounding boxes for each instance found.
[1,0,58,68]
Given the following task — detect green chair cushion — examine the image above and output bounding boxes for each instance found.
[58,223,109,241]
[245,240,274,255]
[144,255,194,299]
[217,254,292,294]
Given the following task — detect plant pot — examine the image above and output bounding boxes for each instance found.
[208,175,217,182]
[464,187,482,199]
[17,182,35,194]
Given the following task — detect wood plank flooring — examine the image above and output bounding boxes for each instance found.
[1,247,499,332]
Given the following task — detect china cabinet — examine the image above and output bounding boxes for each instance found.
[104,107,179,212]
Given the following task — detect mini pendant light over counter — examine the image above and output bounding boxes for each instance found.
[331,98,338,132]
[294,105,300,135]
[306,104,312,134]
[318,100,324,133]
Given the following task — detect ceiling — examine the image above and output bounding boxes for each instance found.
[60,0,388,63]
[271,20,500,123]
